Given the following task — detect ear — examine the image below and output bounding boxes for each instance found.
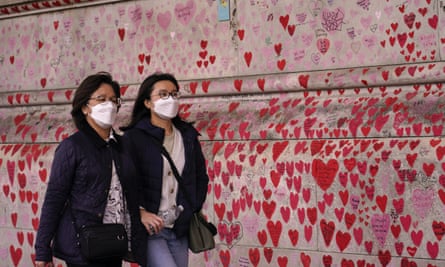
[81,105,89,115]
[144,99,152,109]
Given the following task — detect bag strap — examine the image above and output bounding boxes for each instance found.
[144,132,217,236]
[144,133,194,207]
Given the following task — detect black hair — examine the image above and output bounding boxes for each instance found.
[71,71,120,130]
[121,72,181,131]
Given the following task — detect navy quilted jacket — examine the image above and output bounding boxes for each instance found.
[34,125,146,265]
[122,117,209,238]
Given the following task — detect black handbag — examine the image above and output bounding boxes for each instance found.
[69,199,129,261]
[149,134,217,253]
[78,223,128,261]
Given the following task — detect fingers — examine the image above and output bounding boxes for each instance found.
[148,224,156,235]
[146,220,164,235]
[140,211,164,235]
[145,220,164,235]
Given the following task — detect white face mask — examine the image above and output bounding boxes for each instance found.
[153,97,179,120]
[89,101,117,129]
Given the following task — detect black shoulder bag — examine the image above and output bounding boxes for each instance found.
[70,205,128,261]
[150,135,217,253]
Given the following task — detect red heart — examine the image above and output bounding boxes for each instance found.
[277,59,286,70]
[391,224,401,239]
[9,245,22,266]
[219,250,230,267]
[428,15,438,29]
[322,255,332,267]
[257,229,267,246]
[298,74,309,89]
[288,229,298,246]
[376,194,388,212]
[118,28,125,41]
[234,79,242,91]
[378,250,391,266]
[263,247,273,263]
[312,159,339,191]
[272,141,288,162]
[277,256,288,267]
[262,200,276,219]
[267,220,282,247]
[279,15,289,29]
[257,78,265,91]
[336,231,351,252]
[214,203,226,221]
[320,219,335,246]
[300,252,311,267]
[244,51,252,67]
[426,241,439,259]
[432,221,445,241]
[237,29,244,40]
[248,248,260,267]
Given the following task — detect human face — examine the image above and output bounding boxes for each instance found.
[145,80,180,121]
[150,80,180,101]
[82,83,119,130]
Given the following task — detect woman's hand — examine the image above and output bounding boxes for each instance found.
[140,209,164,235]
[35,261,54,267]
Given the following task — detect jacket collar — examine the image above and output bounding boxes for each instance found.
[81,123,121,151]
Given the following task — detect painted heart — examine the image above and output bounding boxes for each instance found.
[267,220,282,247]
[300,252,311,267]
[322,254,332,267]
[257,229,267,246]
[426,241,439,259]
[249,248,260,267]
[411,188,434,219]
[117,28,125,41]
[317,38,330,54]
[335,231,351,252]
[219,250,231,267]
[214,203,225,220]
[377,250,391,267]
[277,256,288,267]
[263,247,273,263]
[218,220,242,248]
[262,200,276,219]
[244,51,252,67]
[174,0,196,25]
[371,214,390,247]
[288,229,299,246]
[272,141,288,162]
[432,221,445,241]
[312,159,339,191]
[234,79,242,91]
[9,245,22,266]
[298,74,309,89]
[320,219,335,246]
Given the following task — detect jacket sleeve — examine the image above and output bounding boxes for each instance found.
[34,140,76,262]
[194,137,210,210]
[121,131,149,210]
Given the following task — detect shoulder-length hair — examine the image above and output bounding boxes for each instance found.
[71,71,120,130]
[121,72,181,131]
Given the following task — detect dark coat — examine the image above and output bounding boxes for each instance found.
[122,117,209,239]
[34,125,146,266]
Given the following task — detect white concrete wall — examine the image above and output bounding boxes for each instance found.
[0,0,445,266]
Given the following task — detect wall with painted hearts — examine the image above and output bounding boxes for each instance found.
[0,0,445,266]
